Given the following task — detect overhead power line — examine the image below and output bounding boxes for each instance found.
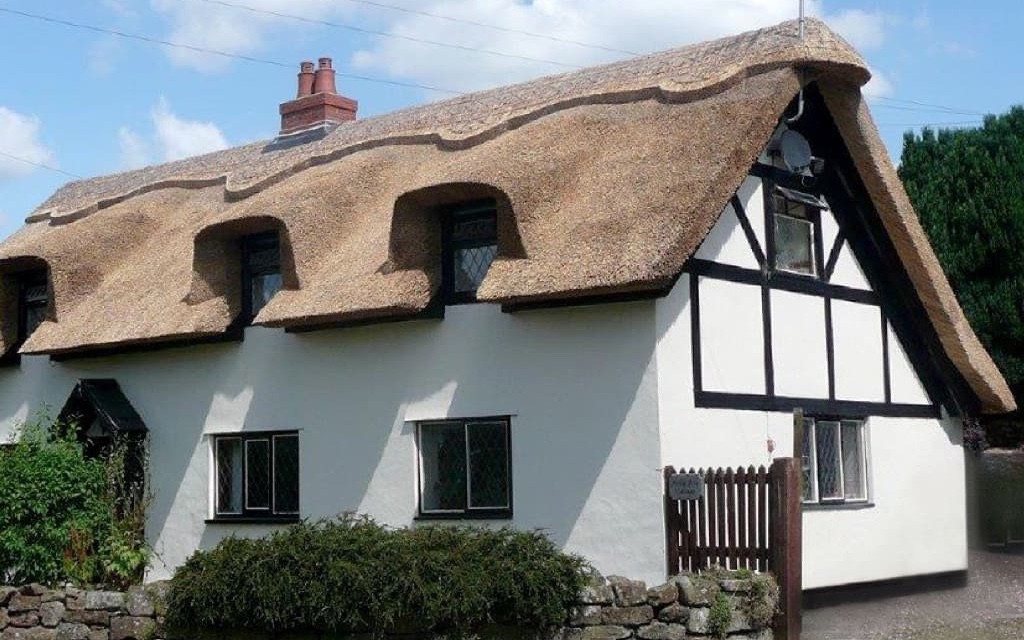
[0,149,82,179]
[0,6,464,95]
[196,0,586,70]
[874,96,985,116]
[333,0,640,56]
[875,121,983,128]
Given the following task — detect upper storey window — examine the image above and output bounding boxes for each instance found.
[242,232,283,320]
[19,271,48,342]
[443,200,498,304]
[771,185,826,277]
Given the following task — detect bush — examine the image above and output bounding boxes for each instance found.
[0,411,150,587]
[167,516,589,636]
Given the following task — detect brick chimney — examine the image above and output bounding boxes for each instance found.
[279,58,357,135]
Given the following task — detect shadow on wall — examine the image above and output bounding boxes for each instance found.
[29,299,661,580]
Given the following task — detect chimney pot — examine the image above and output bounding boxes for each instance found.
[313,56,337,95]
[296,61,315,98]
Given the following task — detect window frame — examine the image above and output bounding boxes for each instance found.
[441,200,499,305]
[765,180,826,279]
[240,231,283,323]
[801,416,870,506]
[208,430,300,523]
[17,270,48,344]
[415,416,512,520]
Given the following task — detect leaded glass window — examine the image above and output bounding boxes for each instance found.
[444,201,498,303]
[418,418,511,517]
[18,271,48,341]
[213,432,299,520]
[801,418,868,504]
[242,232,282,320]
[771,186,825,276]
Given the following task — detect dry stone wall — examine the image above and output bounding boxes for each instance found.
[561,573,776,640]
[1,571,775,640]
[0,583,167,640]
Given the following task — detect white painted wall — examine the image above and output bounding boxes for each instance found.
[0,302,666,585]
[832,299,885,402]
[771,290,828,399]
[698,277,765,395]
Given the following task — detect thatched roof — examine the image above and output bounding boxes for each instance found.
[0,19,1013,413]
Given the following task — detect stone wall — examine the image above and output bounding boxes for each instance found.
[562,573,777,640]
[1,571,776,640]
[0,583,167,640]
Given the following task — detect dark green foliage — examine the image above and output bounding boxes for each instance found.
[0,412,150,587]
[899,108,1024,426]
[167,516,589,637]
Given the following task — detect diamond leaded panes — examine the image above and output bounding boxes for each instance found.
[445,201,498,301]
[214,433,299,519]
[815,421,842,500]
[468,422,509,509]
[454,245,498,294]
[802,418,868,504]
[419,418,510,516]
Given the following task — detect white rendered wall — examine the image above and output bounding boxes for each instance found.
[0,302,666,585]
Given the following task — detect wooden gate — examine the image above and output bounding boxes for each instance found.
[664,457,801,639]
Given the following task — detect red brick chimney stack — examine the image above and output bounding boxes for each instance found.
[297,61,315,98]
[279,57,357,136]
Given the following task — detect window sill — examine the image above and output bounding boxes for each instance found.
[803,501,874,511]
[205,516,301,525]
[415,510,512,521]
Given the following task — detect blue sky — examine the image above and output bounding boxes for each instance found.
[0,0,1019,240]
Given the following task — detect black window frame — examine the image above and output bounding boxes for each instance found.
[441,200,499,305]
[415,416,512,520]
[17,270,48,344]
[800,415,870,507]
[765,179,827,280]
[240,231,282,323]
[208,430,300,524]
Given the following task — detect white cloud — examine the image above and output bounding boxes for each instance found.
[863,67,894,99]
[348,0,894,93]
[118,98,228,169]
[0,107,56,182]
[150,0,349,71]
[826,9,889,50]
[117,127,152,169]
[152,98,229,161]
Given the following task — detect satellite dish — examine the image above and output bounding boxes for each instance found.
[779,129,813,173]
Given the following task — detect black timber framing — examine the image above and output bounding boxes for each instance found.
[795,84,975,415]
[687,84,969,418]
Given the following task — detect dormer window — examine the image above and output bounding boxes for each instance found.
[19,271,48,342]
[770,185,826,276]
[241,232,282,320]
[443,200,498,304]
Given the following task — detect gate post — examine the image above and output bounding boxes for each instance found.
[664,466,679,576]
[770,457,802,640]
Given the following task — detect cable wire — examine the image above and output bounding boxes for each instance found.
[0,149,82,179]
[0,6,464,95]
[333,0,640,56]
[196,0,586,69]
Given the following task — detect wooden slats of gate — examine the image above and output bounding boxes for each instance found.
[663,463,776,573]
[664,459,802,639]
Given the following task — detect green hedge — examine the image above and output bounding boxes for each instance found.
[167,517,588,636]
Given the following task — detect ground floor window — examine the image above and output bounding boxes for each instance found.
[212,431,299,521]
[801,418,868,504]
[417,417,511,518]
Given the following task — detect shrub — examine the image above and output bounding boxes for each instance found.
[167,516,589,637]
[707,592,732,640]
[0,411,150,587]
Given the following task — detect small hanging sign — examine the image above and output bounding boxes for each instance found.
[668,472,704,501]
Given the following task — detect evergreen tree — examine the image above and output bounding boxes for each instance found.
[899,107,1024,424]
